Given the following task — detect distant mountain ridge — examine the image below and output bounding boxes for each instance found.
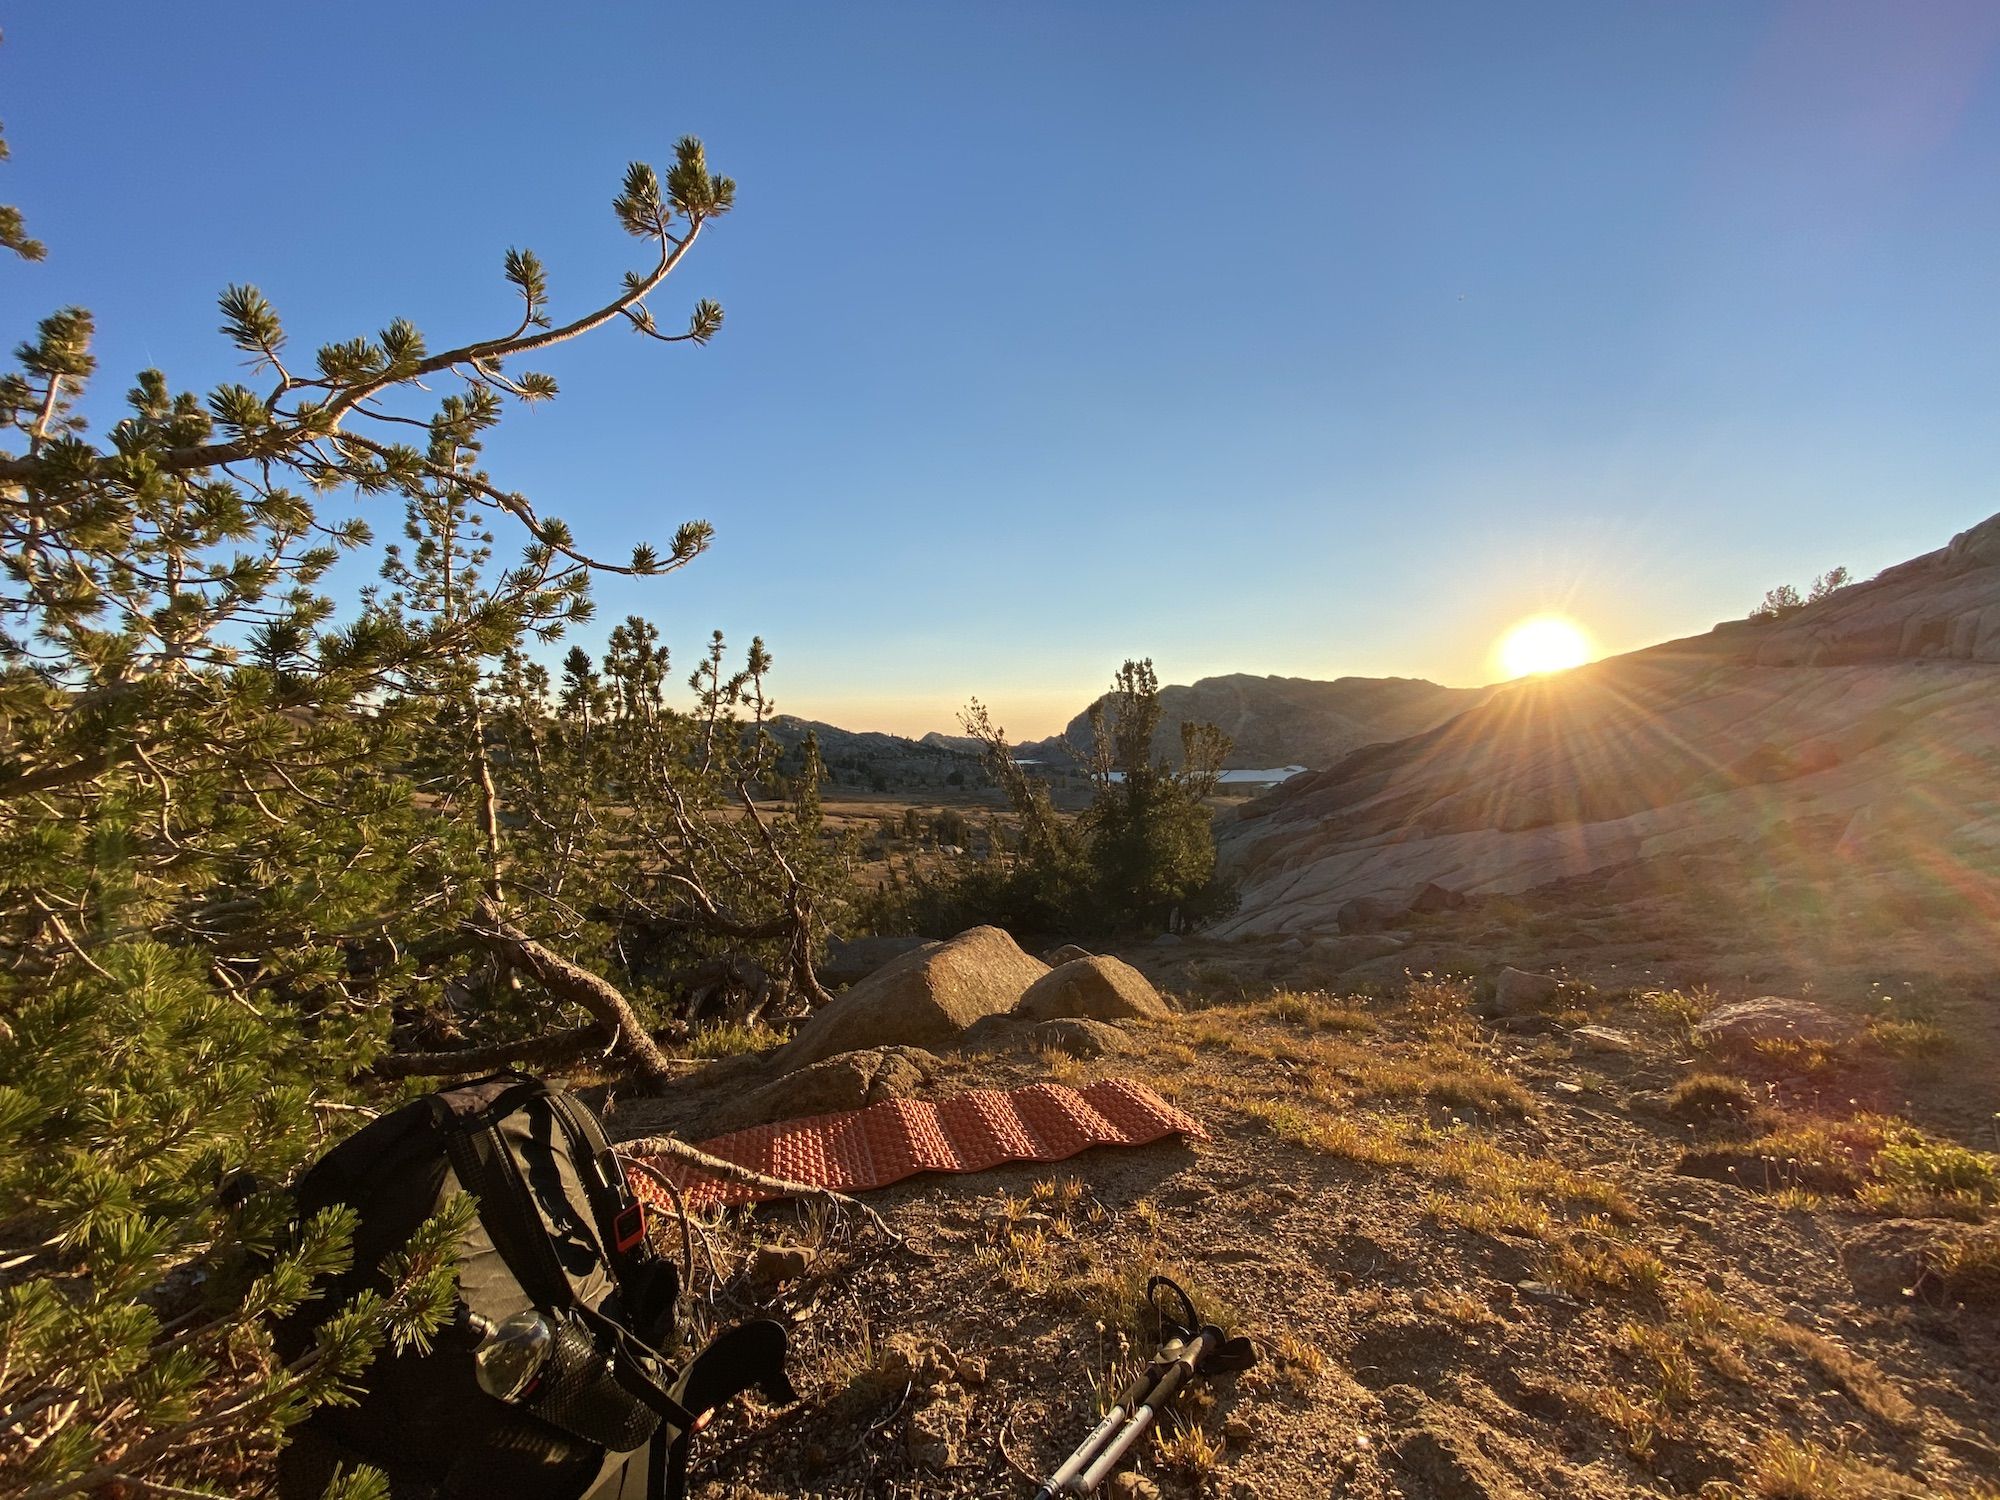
[1014,672,1493,770]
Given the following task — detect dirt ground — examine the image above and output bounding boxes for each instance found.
[600,948,2000,1500]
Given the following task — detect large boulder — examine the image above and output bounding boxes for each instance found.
[705,1045,939,1134]
[1015,956,1170,1023]
[820,933,934,989]
[776,926,1048,1070]
[1694,995,1855,1050]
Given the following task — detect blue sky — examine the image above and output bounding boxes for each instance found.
[7,3,1999,737]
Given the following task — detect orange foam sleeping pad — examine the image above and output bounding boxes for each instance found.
[625,1078,1206,1211]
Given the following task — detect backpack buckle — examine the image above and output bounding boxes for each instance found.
[614,1201,647,1254]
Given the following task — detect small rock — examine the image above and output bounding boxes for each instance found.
[751,1243,813,1286]
[906,1399,965,1468]
[1487,967,1560,1016]
[1044,943,1094,964]
[708,1045,939,1133]
[1552,1080,1585,1095]
[1224,1415,1255,1447]
[1515,1280,1583,1307]
[955,1354,988,1387]
[1572,1024,1639,1055]
[1033,1017,1136,1058]
[1309,933,1408,970]
[1109,1474,1162,1500]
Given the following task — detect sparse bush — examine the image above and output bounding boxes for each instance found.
[1865,1013,1951,1062]
[1681,1114,1895,1195]
[1668,1071,1766,1125]
[1750,566,1850,623]
[1873,1137,1998,1201]
[1405,973,1477,1035]
[1637,986,1716,1038]
[1919,1224,2000,1306]
[1745,1434,1846,1499]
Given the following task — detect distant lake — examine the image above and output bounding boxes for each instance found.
[1027,764,1308,786]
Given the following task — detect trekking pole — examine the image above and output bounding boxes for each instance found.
[1029,1361,1164,1500]
[1072,1324,1219,1494]
[1028,1276,1255,1498]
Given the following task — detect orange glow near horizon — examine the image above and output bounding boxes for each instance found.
[1494,615,1595,679]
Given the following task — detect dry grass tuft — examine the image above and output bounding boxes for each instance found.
[1258,989,1379,1033]
[1758,1320,1917,1431]
[1153,1419,1226,1479]
[684,1019,787,1058]
[1259,1329,1328,1394]
[1535,1234,1668,1303]
[1920,1223,2000,1306]
[1667,1071,1767,1124]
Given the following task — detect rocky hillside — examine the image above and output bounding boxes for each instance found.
[1213,512,2000,939]
[1017,673,1491,770]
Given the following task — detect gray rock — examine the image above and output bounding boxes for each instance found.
[1572,1024,1639,1055]
[1694,995,1855,1049]
[1033,1018,1136,1058]
[1486,967,1560,1016]
[955,1014,1038,1053]
[1336,894,1409,934]
[777,926,1047,1070]
[1015,956,1170,1023]
[1043,943,1094,964]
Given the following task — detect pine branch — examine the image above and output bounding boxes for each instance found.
[462,900,677,1084]
[370,1020,619,1079]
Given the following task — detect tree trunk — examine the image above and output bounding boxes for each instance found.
[373,1020,612,1079]
[464,900,679,1084]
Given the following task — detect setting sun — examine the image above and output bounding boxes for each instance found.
[1495,615,1594,679]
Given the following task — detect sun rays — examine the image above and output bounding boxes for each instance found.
[1494,615,1595,679]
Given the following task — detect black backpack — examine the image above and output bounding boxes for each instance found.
[275,1071,794,1500]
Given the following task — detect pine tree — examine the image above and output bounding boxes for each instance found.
[0,112,759,1493]
[882,661,1237,938]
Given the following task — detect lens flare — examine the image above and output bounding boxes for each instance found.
[1495,615,1593,679]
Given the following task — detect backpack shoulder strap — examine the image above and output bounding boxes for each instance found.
[542,1086,652,1267]
[428,1075,577,1312]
